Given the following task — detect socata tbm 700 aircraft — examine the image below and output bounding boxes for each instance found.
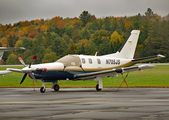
[6,30,164,93]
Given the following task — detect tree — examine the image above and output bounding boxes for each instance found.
[79,11,91,27]
[110,31,124,52]
[73,19,82,29]
[22,37,32,50]
[81,28,90,40]
[71,29,81,42]
[6,54,19,65]
[49,37,68,57]
[99,37,112,55]
[85,41,98,55]
[91,29,109,46]
[65,25,74,37]
[145,8,154,18]
[36,46,46,63]
[102,17,111,31]
[42,52,59,63]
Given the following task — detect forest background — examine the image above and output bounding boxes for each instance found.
[0,8,169,65]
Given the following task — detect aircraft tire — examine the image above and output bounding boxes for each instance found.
[54,84,60,91]
[40,87,46,93]
[96,84,101,91]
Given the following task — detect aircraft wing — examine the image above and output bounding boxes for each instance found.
[74,64,155,80]
[0,70,12,75]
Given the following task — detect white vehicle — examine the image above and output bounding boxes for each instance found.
[7,30,164,93]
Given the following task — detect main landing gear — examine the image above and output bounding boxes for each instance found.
[96,77,103,91]
[96,84,101,91]
[53,84,60,91]
[52,82,60,92]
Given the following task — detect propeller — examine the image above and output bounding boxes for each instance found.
[19,55,37,84]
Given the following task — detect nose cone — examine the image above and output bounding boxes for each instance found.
[40,62,64,71]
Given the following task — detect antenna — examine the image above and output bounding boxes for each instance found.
[95,52,98,56]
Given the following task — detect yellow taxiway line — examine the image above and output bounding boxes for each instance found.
[0,99,169,105]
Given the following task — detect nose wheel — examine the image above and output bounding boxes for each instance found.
[40,87,46,93]
[40,82,46,93]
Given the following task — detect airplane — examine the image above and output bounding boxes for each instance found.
[0,47,25,75]
[6,30,165,93]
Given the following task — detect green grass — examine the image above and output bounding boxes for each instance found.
[0,65,169,88]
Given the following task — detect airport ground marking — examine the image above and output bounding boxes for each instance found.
[1,99,169,105]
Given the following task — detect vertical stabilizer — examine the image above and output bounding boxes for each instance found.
[117,30,140,59]
[0,51,4,62]
[103,30,140,59]
[0,47,25,62]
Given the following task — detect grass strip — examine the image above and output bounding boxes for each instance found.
[0,65,169,88]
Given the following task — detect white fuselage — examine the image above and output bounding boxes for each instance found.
[29,55,133,72]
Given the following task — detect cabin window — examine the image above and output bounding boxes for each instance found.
[97,59,101,64]
[82,58,85,64]
[88,58,92,64]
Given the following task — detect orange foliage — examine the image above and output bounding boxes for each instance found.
[0,37,9,47]
[52,16,66,29]
[34,19,41,24]
[9,30,15,36]
[91,15,96,21]
[29,31,38,38]
[150,18,156,22]
[21,20,29,26]
[125,21,132,28]
[0,59,5,65]
[41,24,48,32]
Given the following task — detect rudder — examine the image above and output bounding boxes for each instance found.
[103,30,140,59]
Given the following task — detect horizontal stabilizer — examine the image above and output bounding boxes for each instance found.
[132,54,165,64]
[0,47,25,50]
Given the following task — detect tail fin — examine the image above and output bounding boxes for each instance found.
[0,51,4,62]
[0,47,25,62]
[104,30,140,59]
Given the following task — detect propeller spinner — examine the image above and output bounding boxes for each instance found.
[19,55,38,84]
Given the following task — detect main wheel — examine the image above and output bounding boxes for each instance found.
[96,84,101,91]
[54,84,60,91]
[40,87,46,93]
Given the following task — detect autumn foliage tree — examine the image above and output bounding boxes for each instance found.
[0,8,169,64]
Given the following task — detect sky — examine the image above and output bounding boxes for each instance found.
[0,0,169,25]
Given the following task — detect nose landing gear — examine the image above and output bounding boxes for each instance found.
[40,82,46,93]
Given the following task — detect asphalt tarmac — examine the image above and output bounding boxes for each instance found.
[0,88,169,120]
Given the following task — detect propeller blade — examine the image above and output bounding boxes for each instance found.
[29,55,37,68]
[18,57,26,67]
[29,73,38,83]
[20,73,27,84]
